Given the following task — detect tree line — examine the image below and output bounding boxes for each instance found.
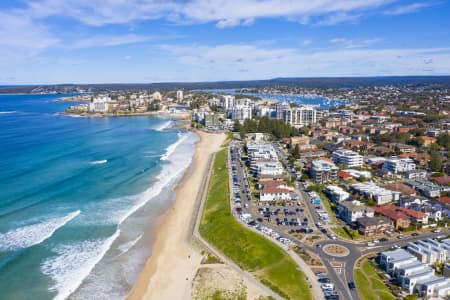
[234,116,298,139]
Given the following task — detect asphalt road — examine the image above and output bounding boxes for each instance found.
[228,143,450,300]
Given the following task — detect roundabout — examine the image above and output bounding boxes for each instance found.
[322,244,350,257]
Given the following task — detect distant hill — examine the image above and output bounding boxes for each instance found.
[1,76,450,94]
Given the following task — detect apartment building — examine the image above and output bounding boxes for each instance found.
[311,160,338,183]
[383,157,416,174]
[332,149,363,168]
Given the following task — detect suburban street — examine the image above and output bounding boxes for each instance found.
[228,141,450,300]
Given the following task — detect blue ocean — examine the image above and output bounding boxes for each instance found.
[0,94,198,299]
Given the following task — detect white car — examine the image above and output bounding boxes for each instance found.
[321,283,334,290]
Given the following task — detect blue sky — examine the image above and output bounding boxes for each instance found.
[0,0,449,84]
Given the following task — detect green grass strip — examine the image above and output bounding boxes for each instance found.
[200,148,311,300]
[355,260,396,300]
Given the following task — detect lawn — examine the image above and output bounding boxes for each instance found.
[354,259,396,300]
[332,227,353,239]
[200,148,312,300]
[332,226,363,240]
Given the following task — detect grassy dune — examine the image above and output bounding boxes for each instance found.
[200,148,311,300]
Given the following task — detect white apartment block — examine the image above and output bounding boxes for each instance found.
[332,150,363,168]
[275,102,290,119]
[260,187,293,201]
[324,185,350,202]
[352,182,400,205]
[311,160,338,183]
[176,90,183,101]
[88,96,111,113]
[253,161,284,177]
[407,238,450,265]
[221,95,235,110]
[229,105,252,122]
[282,105,317,128]
[383,157,416,174]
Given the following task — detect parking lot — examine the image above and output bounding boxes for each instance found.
[229,142,340,299]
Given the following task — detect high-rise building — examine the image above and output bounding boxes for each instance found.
[176,90,183,101]
[283,105,317,128]
[221,95,235,110]
[275,102,290,119]
[229,105,252,122]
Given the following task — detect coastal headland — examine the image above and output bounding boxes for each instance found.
[127,130,226,300]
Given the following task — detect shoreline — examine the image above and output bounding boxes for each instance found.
[59,111,192,117]
[127,130,226,300]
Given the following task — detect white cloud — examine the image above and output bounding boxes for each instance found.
[303,40,313,46]
[329,37,382,48]
[384,2,436,15]
[67,34,153,49]
[24,0,396,27]
[160,43,450,80]
[216,19,241,29]
[0,11,58,51]
[216,17,255,29]
[317,12,362,25]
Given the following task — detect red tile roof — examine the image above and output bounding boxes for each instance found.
[438,197,450,204]
[397,207,426,219]
[432,176,450,185]
[338,170,352,179]
[373,205,409,221]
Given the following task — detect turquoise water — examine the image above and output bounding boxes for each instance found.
[0,94,197,299]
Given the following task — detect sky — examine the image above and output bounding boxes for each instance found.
[0,0,450,84]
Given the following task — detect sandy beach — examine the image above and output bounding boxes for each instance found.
[127,130,226,300]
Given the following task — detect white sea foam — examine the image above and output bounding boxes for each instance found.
[0,210,80,252]
[50,132,195,298]
[90,131,195,226]
[0,111,17,114]
[117,234,143,256]
[41,230,120,300]
[90,159,108,165]
[160,132,188,161]
[152,120,172,131]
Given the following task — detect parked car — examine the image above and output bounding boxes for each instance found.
[433,229,441,233]
[348,282,356,289]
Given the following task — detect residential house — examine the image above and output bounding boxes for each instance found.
[338,200,374,225]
